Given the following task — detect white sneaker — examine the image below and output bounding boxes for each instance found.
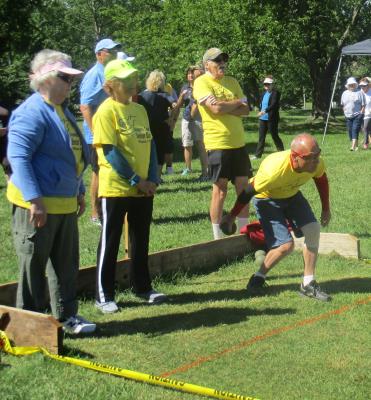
[138,290,167,304]
[63,315,96,334]
[181,168,192,176]
[165,167,174,175]
[95,301,119,314]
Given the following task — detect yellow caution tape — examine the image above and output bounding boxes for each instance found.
[0,330,258,400]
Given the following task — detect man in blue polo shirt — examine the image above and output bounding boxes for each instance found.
[80,38,121,224]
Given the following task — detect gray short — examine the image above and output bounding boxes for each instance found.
[253,191,317,249]
[181,119,203,147]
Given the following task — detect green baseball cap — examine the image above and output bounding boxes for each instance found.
[104,59,138,81]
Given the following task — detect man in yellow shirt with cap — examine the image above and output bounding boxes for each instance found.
[193,48,252,240]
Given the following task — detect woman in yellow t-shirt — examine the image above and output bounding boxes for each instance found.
[93,60,167,313]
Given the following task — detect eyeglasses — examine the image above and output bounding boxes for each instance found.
[293,149,321,160]
[57,73,74,84]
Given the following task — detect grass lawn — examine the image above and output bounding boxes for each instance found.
[0,110,370,399]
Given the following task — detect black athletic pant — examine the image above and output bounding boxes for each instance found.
[96,196,153,303]
[255,119,284,158]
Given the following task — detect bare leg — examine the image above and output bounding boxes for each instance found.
[302,245,318,276]
[210,179,228,223]
[184,146,193,170]
[258,241,294,275]
[195,140,208,176]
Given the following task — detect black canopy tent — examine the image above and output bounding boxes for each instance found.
[322,39,371,144]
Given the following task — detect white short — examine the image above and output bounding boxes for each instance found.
[181,119,203,147]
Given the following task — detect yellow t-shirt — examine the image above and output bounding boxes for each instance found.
[93,98,152,197]
[193,73,245,150]
[252,150,326,199]
[7,103,83,214]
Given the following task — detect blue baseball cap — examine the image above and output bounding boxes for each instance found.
[95,38,121,53]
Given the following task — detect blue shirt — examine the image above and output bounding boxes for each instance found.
[7,92,89,200]
[260,91,271,121]
[80,63,107,144]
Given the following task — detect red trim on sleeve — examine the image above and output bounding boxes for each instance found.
[230,181,256,217]
[313,173,330,212]
[231,201,246,217]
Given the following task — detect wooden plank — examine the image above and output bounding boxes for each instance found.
[0,234,253,305]
[293,232,360,259]
[0,233,361,306]
[0,305,63,354]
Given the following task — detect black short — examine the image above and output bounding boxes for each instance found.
[153,133,173,165]
[88,144,99,174]
[207,146,252,183]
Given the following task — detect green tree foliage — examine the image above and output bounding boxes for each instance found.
[0,0,43,106]
[271,0,371,116]
[1,0,371,117]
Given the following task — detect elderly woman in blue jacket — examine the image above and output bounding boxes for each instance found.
[7,49,96,334]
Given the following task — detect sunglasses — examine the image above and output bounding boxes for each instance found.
[57,73,74,84]
[293,149,321,160]
[101,48,118,54]
[212,55,227,63]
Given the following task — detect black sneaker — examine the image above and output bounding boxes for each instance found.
[299,280,331,302]
[246,274,268,296]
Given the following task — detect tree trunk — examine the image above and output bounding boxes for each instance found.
[309,54,341,119]
[311,74,333,119]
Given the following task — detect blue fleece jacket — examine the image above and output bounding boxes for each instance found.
[7,92,90,201]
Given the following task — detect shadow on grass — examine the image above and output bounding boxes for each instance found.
[266,273,303,281]
[353,232,371,238]
[91,306,296,338]
[157,184,211,194]
[264,276,371,295]
[159,277,371,305]
[61,345,95,358]
[152,212,209,225]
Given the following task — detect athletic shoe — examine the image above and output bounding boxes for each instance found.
[181,168,192,176]
[246,274,269,296]
[137,290,168,304]
[95,301,119,314]
[299,280,331,302]
[62,315,96,334]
